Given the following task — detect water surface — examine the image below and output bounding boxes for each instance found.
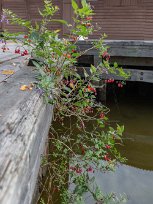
[100,82,153,203]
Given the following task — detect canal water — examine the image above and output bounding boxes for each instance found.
[101,82,153,204]
[40,81,153,204]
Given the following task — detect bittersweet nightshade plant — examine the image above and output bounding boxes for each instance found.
[3,0,129,203]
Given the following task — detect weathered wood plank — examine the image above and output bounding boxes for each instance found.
[0,56,28,83]
[77,40,153,83]
[101,68,153,83]
[0,64,53,204]
[77,40,153,58]
[0,42,24,63]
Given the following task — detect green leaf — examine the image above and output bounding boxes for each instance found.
[38,9,44,16]
[72,0,79,11]
[114,62,118,68]
[52,47,62,55]
[117,124,124,136]
[50,19,68,25]
[90,64,96,74]
[83,68,89,78]
[81,0,87,8]
[30,31,40,40]
[32,60,41,69]
[63,86,72,93]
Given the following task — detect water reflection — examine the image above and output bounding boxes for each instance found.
[102,82,153,203]
[92,164,153,204]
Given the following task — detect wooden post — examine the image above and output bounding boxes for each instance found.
[62,0,73,35]
[62,0,81,35]
[94,55,107,102]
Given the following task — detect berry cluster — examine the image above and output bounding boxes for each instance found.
[105,78,114,83]
[87,85,96,93]
[102,51,110,61]
[117,82,123,88]
[103,154,111,161]
[80,16,93,27]
[1,46,9,52]
[63,53,71,59]
[70,166,82,174]
[15,48,28,56]
[105,79,124,88]
[70,166,94,174]
[83,106,93,113]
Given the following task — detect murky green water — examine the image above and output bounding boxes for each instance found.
[102,82,153,204]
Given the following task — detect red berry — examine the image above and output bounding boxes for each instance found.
[71,36,77,41]
[87,85,96,93]
[80,144,85,155]
[24,35,28,39]
[105,145,111,149]
[87,166,93,173]
[15,49,20,54]
[86,23,91,27]
[102,51,110,61]
[67,54,71,59]
[70,166,75,171]
[76,168,82,174]
[86,16,92,21]
[24,50,28,55]
[72,49,76,53]
[99,112,105,119]
[104,154,111,161]
[118,83,123,88]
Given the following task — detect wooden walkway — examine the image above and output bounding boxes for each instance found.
[0,46,53,204]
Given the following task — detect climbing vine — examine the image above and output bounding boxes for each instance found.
[3,0,129,203]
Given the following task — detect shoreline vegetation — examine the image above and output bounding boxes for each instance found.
[2,0,129,203]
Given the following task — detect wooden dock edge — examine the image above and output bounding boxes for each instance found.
[0,63,53,204]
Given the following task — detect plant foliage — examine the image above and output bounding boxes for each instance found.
[2,0,129,203]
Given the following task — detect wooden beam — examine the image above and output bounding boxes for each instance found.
[77,40,153,58]
[101,68,153,84]
[0,60,53,204]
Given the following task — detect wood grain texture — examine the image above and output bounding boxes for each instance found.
[77,40,153,83]
[0,63,53,204]
[77,40,153,58]
[2,0,153,40]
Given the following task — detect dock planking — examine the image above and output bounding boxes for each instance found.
[0,51,53,204]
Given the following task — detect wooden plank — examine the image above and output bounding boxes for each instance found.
[77,40,153,83]
[101,68,153,84]
[77,40,153,58]
[0,42,29,83]
[0,64,53,204]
